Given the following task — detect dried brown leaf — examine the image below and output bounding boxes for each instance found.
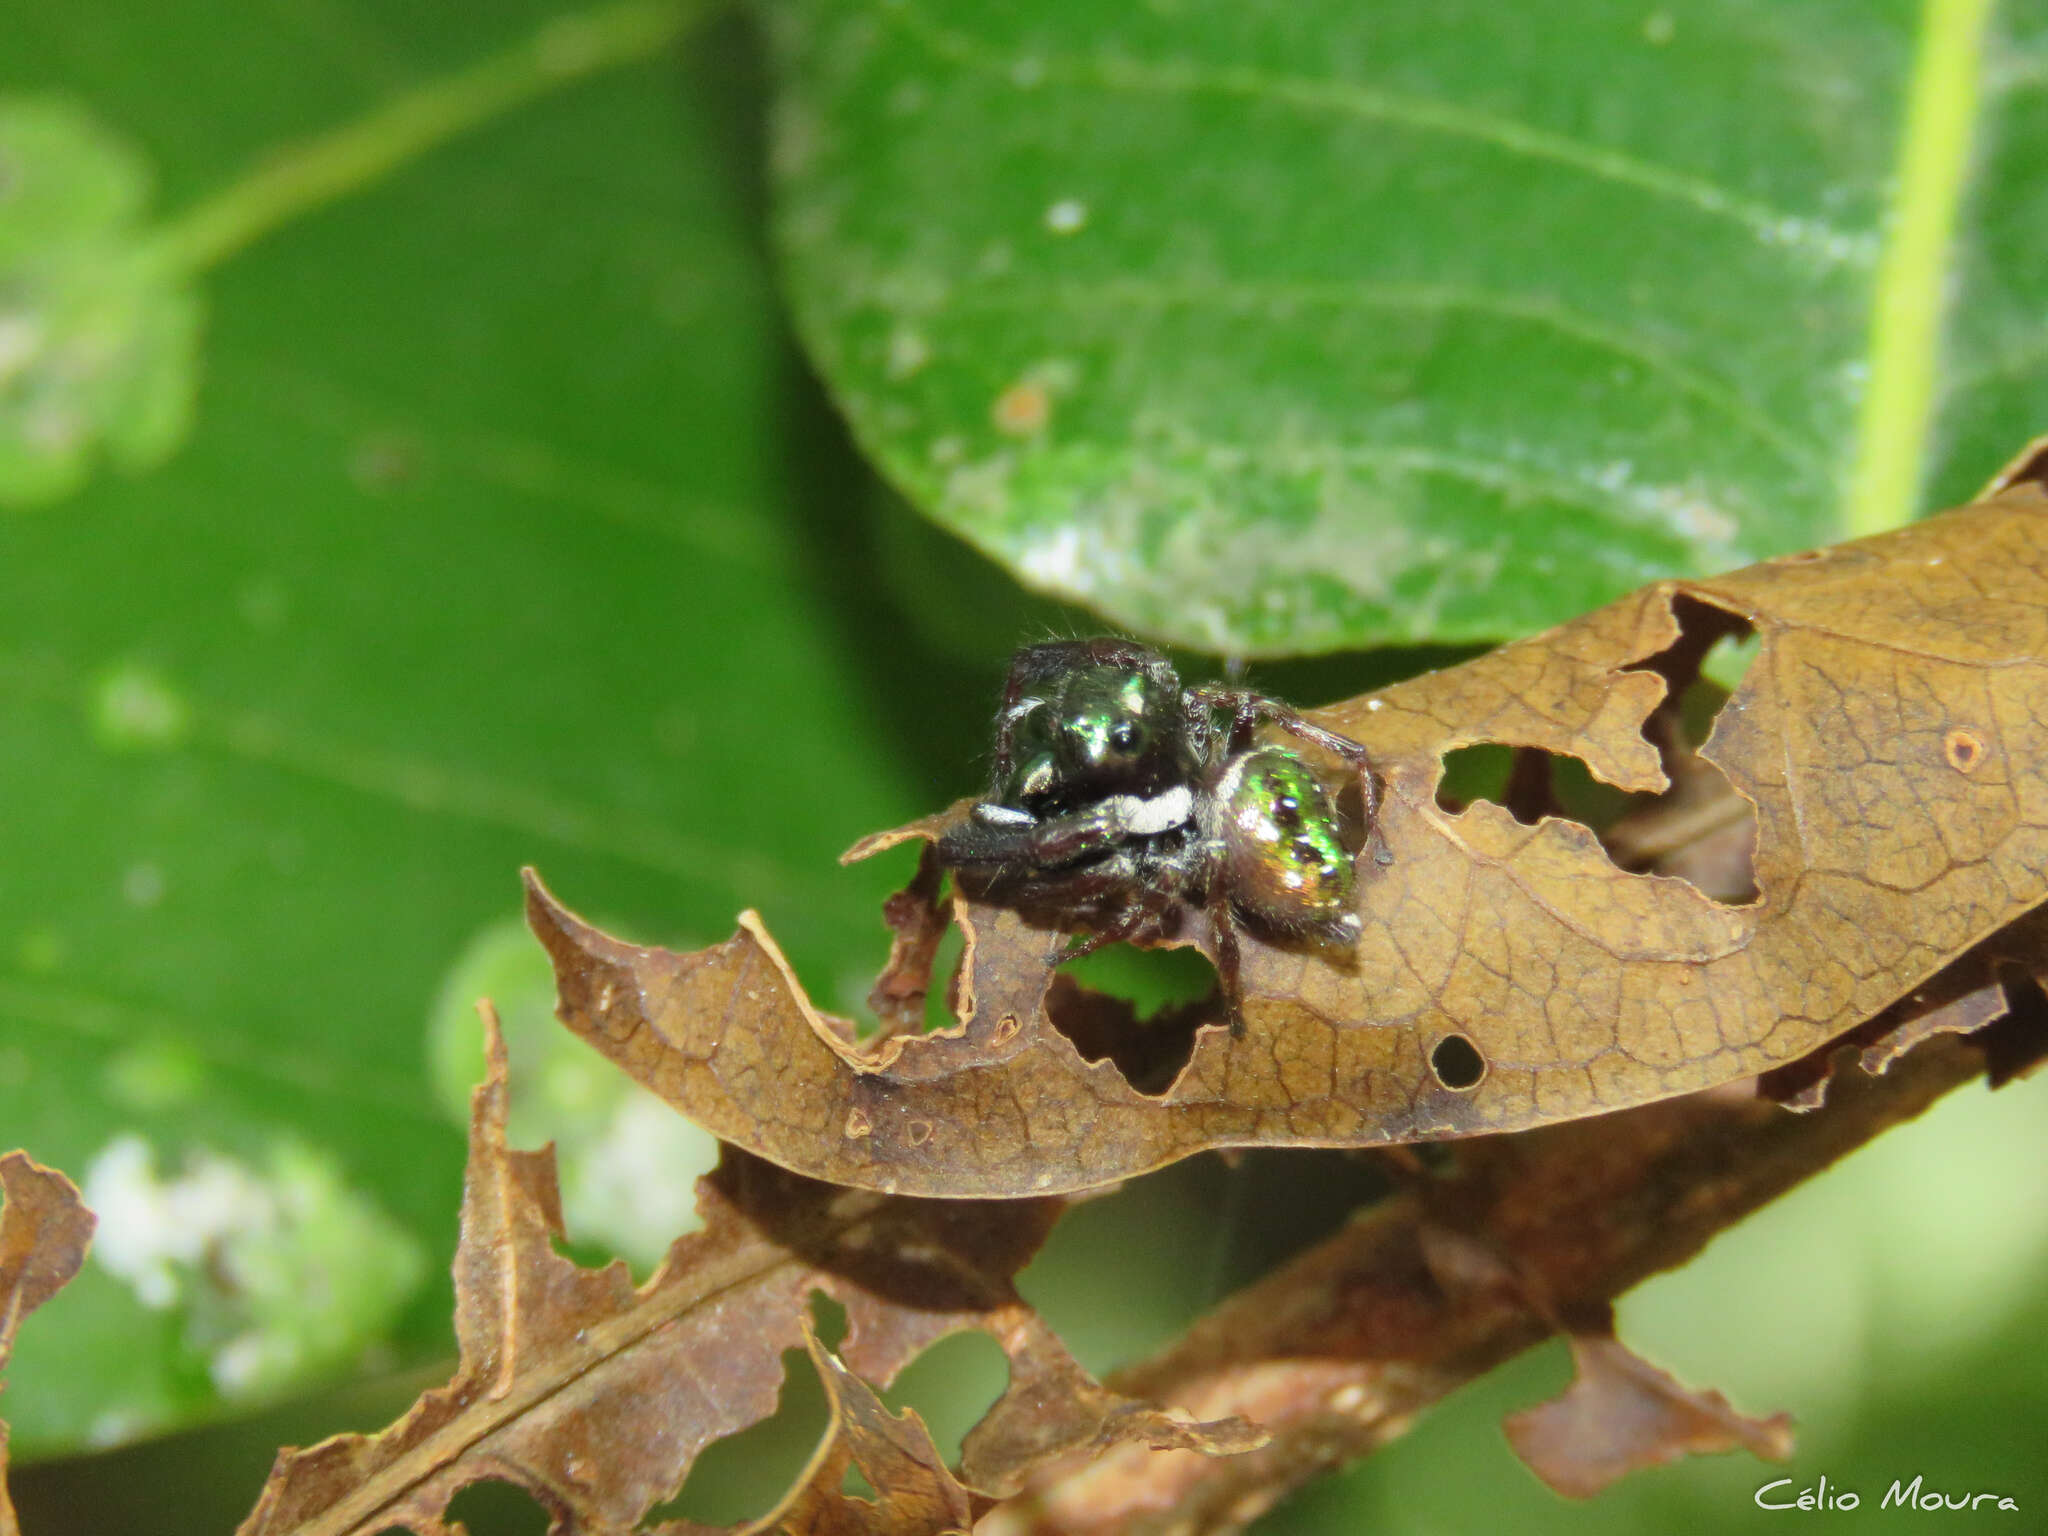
[1758,907,2048,1109]
[0,1155,92,1358]
[989,1028,1993,1533]
[1403,1229,1794,1496]
[237,1008,1250,1536]
[530,480,2048,1198]
[1410,1230,1793,1499]
[719,1327,973,1536]
[0,1152,96,1536]
[1502,1326,1793,1498]
[961,1315,1266,1498]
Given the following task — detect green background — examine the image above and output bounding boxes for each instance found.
[3,1,2044,1532]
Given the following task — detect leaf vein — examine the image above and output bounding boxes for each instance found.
[880,0,1857,261]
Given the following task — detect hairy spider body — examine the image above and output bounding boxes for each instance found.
[935,639,1378,1029]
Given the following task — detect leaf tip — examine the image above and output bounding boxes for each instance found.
[475,996,509,1087]
[521,864,595,971]
[842,803,973,866]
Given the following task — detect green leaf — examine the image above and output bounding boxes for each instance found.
[1925,23,2048,508]
[0,0,1049,1455]
[0,100,201,505]
[768,0,2031,653]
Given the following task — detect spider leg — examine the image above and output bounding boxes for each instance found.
[972,787,1194,871]
[941,797,1124,873]
[1058,886,1164,963]
[1207,884,1247,1038]
[1187,686,1382,847]
[1017,801,1126,867]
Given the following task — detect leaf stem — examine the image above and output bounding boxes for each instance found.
[149,0,706,277]
[1844,0,1996,536]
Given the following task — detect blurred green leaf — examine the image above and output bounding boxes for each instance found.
[424,914,720,1273]
[0,99,200,504]
[768,0,2039,653]
[1925,26,2048,506]
[0,0,1035,1454]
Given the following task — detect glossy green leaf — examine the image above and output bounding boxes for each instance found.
[769,0,2037,653]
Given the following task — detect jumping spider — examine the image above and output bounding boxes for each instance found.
[934,638,1380,1031]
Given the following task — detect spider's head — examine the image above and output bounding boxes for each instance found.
[1000,645,1191,810]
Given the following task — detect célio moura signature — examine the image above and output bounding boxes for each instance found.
[1755,1474,2020,1513]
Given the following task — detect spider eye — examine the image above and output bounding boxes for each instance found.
[1109,719,1144,753]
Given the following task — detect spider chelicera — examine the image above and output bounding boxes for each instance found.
[933,638,1380,1031]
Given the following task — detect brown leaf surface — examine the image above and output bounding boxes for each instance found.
[237,1009,1252,1536]
[1758,907,2048,1108]
[985,1023,2005,1534]
[529,481,2048,1199]
[0,1152,96,1536]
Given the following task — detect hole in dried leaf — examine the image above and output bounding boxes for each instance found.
[875,1325,1011,1467]
[1061,942,1220,1015]
[1944,728,1985,774]
[1435,742,1628,828]
[841,1462,879,1501]
[914,918,968,1034]
[444,1479,549,1536]
[811,1291,852,1347]
[1435,597,1759,904]
[1430,1033,1487,1090]
[660,1335,833,1525]
[1043,947,1221,1096]
[866,861,987,1039]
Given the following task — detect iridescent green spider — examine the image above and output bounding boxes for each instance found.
[935,639,1380,1031]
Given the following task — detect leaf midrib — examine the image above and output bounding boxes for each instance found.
[1845,0,1998,536]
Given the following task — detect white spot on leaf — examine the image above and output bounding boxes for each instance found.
[121,861,165,908]
[885,327,932,380]
[1044,198,1088,235]
[0,311,45,385]
[1017,525,1087,589]
[81,1134,423,1405]
[91,661,190,751]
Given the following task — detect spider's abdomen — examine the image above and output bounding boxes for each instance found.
[1212,747,1359,941]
